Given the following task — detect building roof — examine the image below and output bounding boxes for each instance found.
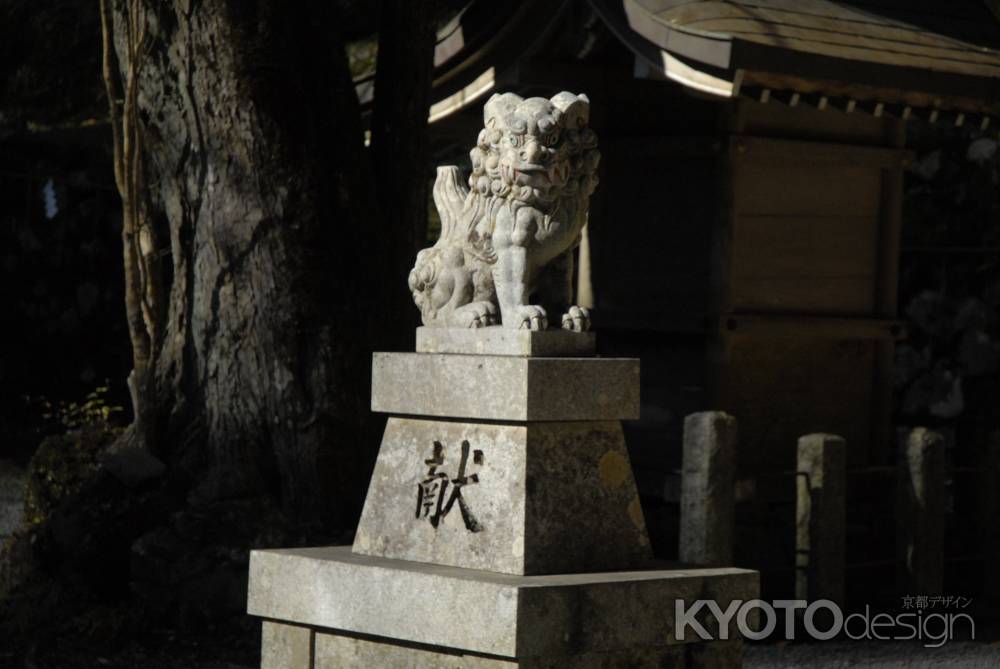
[620,0,1000,117]
[425,0,1000,123]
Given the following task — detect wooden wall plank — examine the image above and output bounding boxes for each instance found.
[732,214,879,277]
[735,165,882,217]
[735,136,911,169]
[731,277,875,313]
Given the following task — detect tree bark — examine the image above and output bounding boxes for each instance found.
[106,0,379,525]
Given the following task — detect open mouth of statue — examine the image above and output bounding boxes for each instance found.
[513,165,549,186]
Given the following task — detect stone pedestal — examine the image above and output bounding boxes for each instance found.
[248,328,758,668]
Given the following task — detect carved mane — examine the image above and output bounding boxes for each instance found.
[436,92,600,263]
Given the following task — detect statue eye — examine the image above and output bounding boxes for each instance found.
[509,135,523,148]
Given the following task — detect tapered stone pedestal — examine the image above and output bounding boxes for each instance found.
[248,328,758,667]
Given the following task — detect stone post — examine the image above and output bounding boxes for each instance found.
[261,621,313,669]
[795,433,846,605]
[981,432,1000,604]
[897,427,946,595]
[679,411,737,565]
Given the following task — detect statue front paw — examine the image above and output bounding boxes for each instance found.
[561,305,591,332]
[454,301,498,328]
[513,305,548,331]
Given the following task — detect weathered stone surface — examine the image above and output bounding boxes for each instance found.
[353,418,650,575]
[981,433,1000,602]
[261,621,313,669]
[247,546,759,659]
[679,412,737,566]
[416,326,596,357]
[314,632,687,668]
[371,353,639,421]
[896,427,945,595]
[796,433,846,605]
[315,633,515,669]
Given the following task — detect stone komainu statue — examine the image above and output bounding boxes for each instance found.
[408,91,600,331]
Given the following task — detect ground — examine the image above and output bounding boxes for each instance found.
[6,636,1000,667]
[746,640,1000,668]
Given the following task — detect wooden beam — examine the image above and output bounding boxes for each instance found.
[740,70,1000,117]
[871,117,905,466]
[718,314,906,341]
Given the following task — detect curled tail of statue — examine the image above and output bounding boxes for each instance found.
[432,166,468,242]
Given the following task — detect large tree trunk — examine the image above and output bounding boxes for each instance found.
[371,0,436,342]
[106,0,378,525]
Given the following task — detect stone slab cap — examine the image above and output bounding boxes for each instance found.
[371,353,639,421]
[353,418,651,575]
[247,546,759,659]
[416,326,596,357]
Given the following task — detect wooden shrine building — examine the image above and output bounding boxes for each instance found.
[418,0,1000,597]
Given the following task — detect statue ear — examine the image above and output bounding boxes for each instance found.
[483,92,522,129]
[550,91,590,128]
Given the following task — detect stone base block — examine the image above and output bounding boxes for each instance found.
[353,417,651,574]
[261,621,312,669]
[371,352,639,421]
[247,547,758,666]
[314,632,691,668]
[260,623,743,669]
[416,326,596,357]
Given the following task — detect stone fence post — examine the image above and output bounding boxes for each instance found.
[679,411,737,565]
[982,432,1000,603]
[897,427,946,595]
[796,433,846,605]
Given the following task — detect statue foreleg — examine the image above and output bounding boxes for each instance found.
[537,249,590,332]
[493,245,547,330]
